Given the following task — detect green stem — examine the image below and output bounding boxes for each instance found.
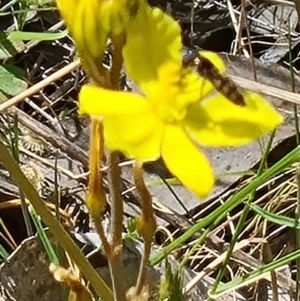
[0,140,113,301]
[150,146,300,266]
[211,130,276,294]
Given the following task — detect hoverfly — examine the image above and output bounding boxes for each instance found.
[182,48,246,106]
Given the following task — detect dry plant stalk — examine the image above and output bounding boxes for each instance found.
[50,263,94,301]
[132,161,157,296]
[86,119,127,301]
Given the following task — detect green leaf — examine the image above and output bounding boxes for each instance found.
[249,203,300,228]
[4,64,25,78]
[0,65,28,102]
[214,248,300,297]
[0,31,25,59]
[8,29,68,42]
[0,90,8,103]
[25,0,54,5]
[159,259,184,301]
[0,243,9,261]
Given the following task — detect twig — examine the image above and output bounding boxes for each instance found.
[229,74,300,105]
[241,0,257,81]
[0,198,74,229]
[0,60,80,112]
[226,0,249,57]
[292,0,300,28]
[24,98,65,135]
[12,107,89,167]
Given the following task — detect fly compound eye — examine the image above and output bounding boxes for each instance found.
[182,47,198,66]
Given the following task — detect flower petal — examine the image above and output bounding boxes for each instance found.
[61,0,106,60]
[104,114,165,161]
[185,92,283,147]
[79,85,150,116]
[56,0,77,33]
[161,125,215,198]
[123,6,182,96]
[99,0,141,35]
[176,67,214,110]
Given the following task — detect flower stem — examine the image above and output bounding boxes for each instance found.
[86,119,111,261]
[109,152,123,245]
[133,161,157,295]
[107,151,126,301]
[110,34,125,87]
[86,122,126,300]
[81,54,111,89]
[104,34,127,300]
[136,237,152,295]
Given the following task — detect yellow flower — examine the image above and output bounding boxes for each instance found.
[56,0,145,61]
[57,0,104,61]
[79,7,283,198]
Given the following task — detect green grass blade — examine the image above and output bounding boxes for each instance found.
[211,130,276,293]
[150,146,300,266]
[249,203,300,228]
[212,247,300,297]
[0,140,113,301]
[29,206,60,265]
[0,243,9,261]
[8,30,68,41]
